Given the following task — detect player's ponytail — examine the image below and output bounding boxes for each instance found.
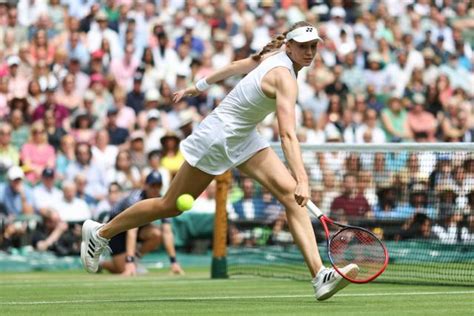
[251,21,315,62]
[251,34,286,62]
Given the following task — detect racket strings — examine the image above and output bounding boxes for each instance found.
[329,228,386,282]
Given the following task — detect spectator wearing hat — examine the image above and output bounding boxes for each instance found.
[0,166,35,216]
[160,131,184,178]
[175,17,204,57]
[91,129,118,172]
[129,130,148,170]
[381,96,412,142]
[70,110,96,144]
[86,9,122,59]
[6,55,29,99]
[33,167,62,216]
[66,142,108,201]
[20,121,56,184]
[126,72,145,115]
[364,52,389,94]
[99,170,184,276]
[436,181,460,219]
[407,93,437,142]
[0,122,19,181]
[106,108,129,146]
[374,180,402,220]
[404,182,437,219]
[32,81,70,129]
[421,48,439,86]
[142,109,165,153]
[110,44,140,91]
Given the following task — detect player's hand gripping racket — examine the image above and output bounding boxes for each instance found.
[307,201,389,283]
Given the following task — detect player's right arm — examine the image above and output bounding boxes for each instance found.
[273,68,310,207]
[173,52,280,102]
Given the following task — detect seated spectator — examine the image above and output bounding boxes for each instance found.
[106,150,141,193]
[160,131,184,179]
[407,94,437,142]
[33,168,62,217]
[94,182,123,221]
[320,170,339,215]
[396,213,437,241]
[55,74,82,112]
[65,142,108,201]
[32,82,70,130]
[372,153,392,188]
[229,178,265,220]
[74,173,98,209]
[398,183,437,219]
[44,108,67,151]
[142,149,171,196]
[31,211,69,254]
[374,182,402,220]
[357,170,378,208]
[9,108,30,151]
[70,110,96,144]
[436,181,460,219]
[55,180,91,223]
[106,108,129,146]
[129,131,147,170]
[20,121,55,184]
[381,96,412,142]
[55,134,75,182]
[0,122,20,182]
[429,154,455,189]
[330,173,372,222]
[0,166,35,216]
[91,129,118,172]
[432,209,471,244]
[113,87,136,130]
[348,108,386,144]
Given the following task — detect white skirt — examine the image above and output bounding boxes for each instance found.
[180,114,269,175]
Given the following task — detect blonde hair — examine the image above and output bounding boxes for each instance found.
[251,21,315,62]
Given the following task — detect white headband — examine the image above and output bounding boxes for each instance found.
[286,26,323,43]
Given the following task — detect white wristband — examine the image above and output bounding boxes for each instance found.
[195,78,210,92]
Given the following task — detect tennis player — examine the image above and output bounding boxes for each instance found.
[81,21,358,301]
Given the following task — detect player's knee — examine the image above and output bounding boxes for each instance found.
[159,196,183,217]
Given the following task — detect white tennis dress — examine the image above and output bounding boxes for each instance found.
[180,51,297,175]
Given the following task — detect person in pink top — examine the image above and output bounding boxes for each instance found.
[20,121,55,184]
[109,44,140,91]
[407,93,438,142]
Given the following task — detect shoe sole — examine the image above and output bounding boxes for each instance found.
[316,265,359,301]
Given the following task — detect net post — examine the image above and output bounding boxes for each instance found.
[211,170,231,278]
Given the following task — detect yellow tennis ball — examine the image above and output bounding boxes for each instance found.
[177,194,194,212]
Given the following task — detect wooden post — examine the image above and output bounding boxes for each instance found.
[211,170,232,278]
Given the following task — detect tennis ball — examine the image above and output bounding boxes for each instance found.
[176,194,194,212]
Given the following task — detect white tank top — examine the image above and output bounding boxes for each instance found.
[213,51,296,137]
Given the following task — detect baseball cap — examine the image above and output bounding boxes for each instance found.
[145,171,163,185]
[147,109,160,120]
[330,6,346,18]
[145,89,160,102]
[7,55,20,67]
[130,130,145,141]
[286,25,323,43]
[42,167,55,178]
[7,166,24,181]
[182,17,196,29]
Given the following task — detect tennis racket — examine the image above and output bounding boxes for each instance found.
[307,201,389,283]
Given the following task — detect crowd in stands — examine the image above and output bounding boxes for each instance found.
[0,0,473,255]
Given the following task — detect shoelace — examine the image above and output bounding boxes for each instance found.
[88,241,112,268]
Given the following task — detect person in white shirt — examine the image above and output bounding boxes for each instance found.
[56,180,91,223]
[33,168,62,216]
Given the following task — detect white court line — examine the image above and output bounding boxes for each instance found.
[1,291,473,305]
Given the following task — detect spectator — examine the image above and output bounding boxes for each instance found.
[160,131,184,178]
[110,44,140,91]
[9,108,30,150]
[374,182,402,220]
[113,87,136,130]
[142,150,171,196]
[407,93,437,142]
[94,182,122,221]
[56,74,82,112]
[399,182,437,220]
[126,72,145,115]
[74,173,97,209]
[397,213,436,241]
[31,211,69,255]
[0,122,19,181]
[55,134,75,181]
[70,111,96,144]
[330,173,372,221]
[106,108,129,146]
[91,129,118,172]
[55,180,91,223]
[129,131,147,170]
[86,10,122,59]
[106,149,141,193]
[65,142,107,201]
[44,108,67,151]
[230,177,265,221]
[381,96,412,142]
[20,121,56,184]
[32,82,70,129]
[0,166,35,216]
[32,167,62,217]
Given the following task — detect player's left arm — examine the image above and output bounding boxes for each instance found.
[274,69,309,206]
[162,222,185,275]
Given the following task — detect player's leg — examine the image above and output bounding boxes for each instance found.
[237,148,323,277]
[100,162,214,239]
[101,254,126,274]
[82,162,214,273]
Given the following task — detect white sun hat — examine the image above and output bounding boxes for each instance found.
[286,26,323,43]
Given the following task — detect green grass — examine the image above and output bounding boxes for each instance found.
[1,268,473,315]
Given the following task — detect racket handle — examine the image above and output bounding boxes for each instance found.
[306,200,323,218]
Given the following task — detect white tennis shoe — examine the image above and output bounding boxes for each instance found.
[81,220,110,273]
[312,264,359,301]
